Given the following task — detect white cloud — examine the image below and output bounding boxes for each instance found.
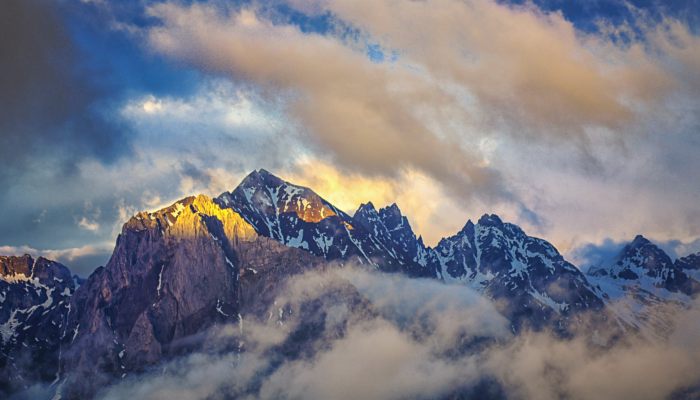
[78,216,100,232]
[137,0,700,258]
[7,0,700,279]
[96,268,700,400]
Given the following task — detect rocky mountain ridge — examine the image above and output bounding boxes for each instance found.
[1,169,699,398]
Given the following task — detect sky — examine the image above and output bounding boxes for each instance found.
[1,0,699,276]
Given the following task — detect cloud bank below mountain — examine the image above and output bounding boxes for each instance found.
[94,267,700,400]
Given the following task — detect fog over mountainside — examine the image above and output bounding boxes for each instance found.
[2,170,699,399]
[3,0,700,398]
[98,269,700,400]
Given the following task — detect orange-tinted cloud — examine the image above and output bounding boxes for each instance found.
[142,0,700,255]
[146,3,508,205]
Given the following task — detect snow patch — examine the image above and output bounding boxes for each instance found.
[286,229,309,250]
[215,299,230,317]
[156,264,165,296]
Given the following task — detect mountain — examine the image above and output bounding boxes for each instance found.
[587,235,700,338]
[217,170,606,334]
[676,252,700,282]
[1,169,699,398]
[56,194,326,399]
[434,215,606,333]
[589,235,698,295]
[216,169,436,277]
[0,255,77,395]
[352,202,435,276]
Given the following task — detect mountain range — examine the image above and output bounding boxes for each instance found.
[1,169,698,398]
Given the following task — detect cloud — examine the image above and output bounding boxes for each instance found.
[94,267,700,400]
[144,0,699,181]
[97,267,509,399]
[76,201,102,232]
[483,328,700,400]
[0,0,136,259]
[569,238,626,270]
[3,0,699,281]
[318,0,673,135]
[77,217,100,232]
[138,0,700,258]
[145,2,511,204]
[258,319,480,400]
[0,0,130,184]
[657,238,700,260]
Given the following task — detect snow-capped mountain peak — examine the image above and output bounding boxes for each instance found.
[217,169,348,239]
[477,213,504,227]
[591,235,694,295]
[217,172,435,275]
[353,202,379,224]
[434,213,603,332]
[586,235,700,339]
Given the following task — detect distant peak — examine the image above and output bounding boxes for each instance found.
[618,234,668,262]
[380,203,401,215]
[630,234,651,248]
[459,219,475,233]
[239,168,284,189]
[478,214,503,226]
[378,203,407,230]
[379,203,403,219]
[356,202,377,214]
[256,168,272,175]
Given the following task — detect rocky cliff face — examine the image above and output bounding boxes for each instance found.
[56,194,325,399]
[0,255,76,395]
[351,202,435,276]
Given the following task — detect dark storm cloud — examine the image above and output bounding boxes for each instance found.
[0,0,130,181]
[0,0,149,263]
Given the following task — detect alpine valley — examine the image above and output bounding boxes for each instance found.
[2,170,699,399]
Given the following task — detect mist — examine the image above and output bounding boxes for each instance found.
[94,267,700,400]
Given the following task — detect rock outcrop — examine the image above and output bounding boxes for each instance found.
[58,195,323,398]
